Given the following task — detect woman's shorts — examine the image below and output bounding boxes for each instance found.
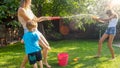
[105,27,116,36]
[28,51,42,65]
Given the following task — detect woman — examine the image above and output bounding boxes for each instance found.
[18,0,52,68]
[93,9,118,59]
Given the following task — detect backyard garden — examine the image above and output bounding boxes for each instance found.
[0,0,120,68]
[0,40,120,68]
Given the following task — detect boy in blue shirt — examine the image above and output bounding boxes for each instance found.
[21,20,49,68]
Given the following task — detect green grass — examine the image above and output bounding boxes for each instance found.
[0,40,120,68]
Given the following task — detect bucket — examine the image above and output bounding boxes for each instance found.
[57,52,68,66]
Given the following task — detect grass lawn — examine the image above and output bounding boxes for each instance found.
[0,40,120,68]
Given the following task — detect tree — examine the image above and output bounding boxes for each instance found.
[0,0,20,28]
[0,0,21,43]
[32,0,95,35]
[0,0,96,38]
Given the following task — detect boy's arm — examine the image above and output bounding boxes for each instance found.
[21,39,24,43]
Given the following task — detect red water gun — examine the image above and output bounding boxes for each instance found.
[49,16,61,20]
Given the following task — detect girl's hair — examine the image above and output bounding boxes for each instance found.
[26,20,37,31]
[106,9,114,15]
[20,0,26,7]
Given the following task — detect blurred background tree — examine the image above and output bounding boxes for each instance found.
[1,0,119,41]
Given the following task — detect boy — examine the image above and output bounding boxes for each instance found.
[21,20,49,68]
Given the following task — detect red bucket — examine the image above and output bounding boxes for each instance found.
[57,52,68,66]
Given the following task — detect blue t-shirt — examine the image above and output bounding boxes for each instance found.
[22,31,41,54]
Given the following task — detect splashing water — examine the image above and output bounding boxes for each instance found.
[63,14,94,19]
[60,0,120,30]
[88,0,120,17]
[61,14,97,31]
[62,13,97,26]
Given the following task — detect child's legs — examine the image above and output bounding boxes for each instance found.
[38,60,43,68]
[107,35,115,59]
[20,55,28,68]
[97,34,108,56]
[28,51,42,68]
[33,63,38,68]
[36,51,43,68]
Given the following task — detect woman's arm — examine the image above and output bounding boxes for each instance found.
[33,16,61,23]
[34,16,50,22]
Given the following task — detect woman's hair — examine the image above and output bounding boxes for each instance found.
[26,20,37,31]
[20,0,30,8]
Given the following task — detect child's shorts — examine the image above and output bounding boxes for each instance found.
[28,51,42,65]
[105,27,116,36]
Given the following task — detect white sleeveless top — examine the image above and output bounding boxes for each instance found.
[108,18,118,27]
[18,8,35,29]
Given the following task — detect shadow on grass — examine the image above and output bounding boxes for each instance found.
[0,42,31,68]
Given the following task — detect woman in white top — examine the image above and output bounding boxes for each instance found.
[18,0,51,68]
[93,9,118,59]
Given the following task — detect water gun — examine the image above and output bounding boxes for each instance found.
[49,16,61,20]
[92,15,99,20]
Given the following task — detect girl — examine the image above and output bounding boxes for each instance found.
[93,9,118,59]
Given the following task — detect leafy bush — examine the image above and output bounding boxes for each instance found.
[0,0,19,28]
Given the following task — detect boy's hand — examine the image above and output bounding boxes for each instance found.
[21,39,24,43]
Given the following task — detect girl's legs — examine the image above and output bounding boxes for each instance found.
[107,34,115,59]
[39,33,51,68]
[38,60,43,68]
[20,55,28,68]
[95,34,108,57]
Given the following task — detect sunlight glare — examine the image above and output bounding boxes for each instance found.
[110,0,120,7]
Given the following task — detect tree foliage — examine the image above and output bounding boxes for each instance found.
[0,0,96,29]
[32,0,92,16]
[0,0,20,28]
[32,0,96,31]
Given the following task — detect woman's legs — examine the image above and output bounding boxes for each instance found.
[20,55,28,68]
[39,33,51,68]
[96,34,108,57]
[107,35,115,59]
